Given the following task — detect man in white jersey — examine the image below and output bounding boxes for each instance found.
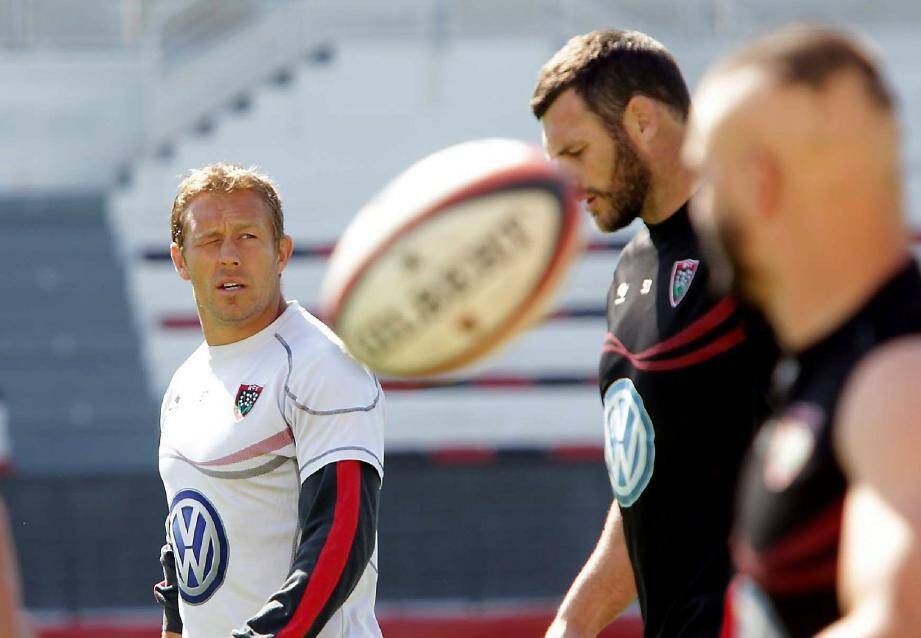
[154,163,385,638]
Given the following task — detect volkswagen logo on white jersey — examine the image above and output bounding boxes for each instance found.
[168,489,229,604]
[603,378,655,507]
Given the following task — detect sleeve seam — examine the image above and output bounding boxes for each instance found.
[274,333,381,416]
[299,446,384,479]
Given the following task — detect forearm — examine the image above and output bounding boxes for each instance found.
[0,500,28,638]
[154,542,183,636]
[549,502,636,637]
[234,461,380,638]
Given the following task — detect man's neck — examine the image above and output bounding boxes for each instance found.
[203,296,288,346]
[771,243,910,353]
[641,166,694,226]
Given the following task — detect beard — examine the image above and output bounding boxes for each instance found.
[589,124,652,233]
[691,196,756,303]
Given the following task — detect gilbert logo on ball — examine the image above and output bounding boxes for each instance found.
[320,138,582,377]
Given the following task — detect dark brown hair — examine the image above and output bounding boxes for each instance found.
[531,29,691,129]
[716,26,893,111]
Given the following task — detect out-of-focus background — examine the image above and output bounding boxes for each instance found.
[0,1,920,636]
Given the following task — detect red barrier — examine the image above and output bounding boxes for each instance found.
[380,611,643,638]
[35,609,643,638]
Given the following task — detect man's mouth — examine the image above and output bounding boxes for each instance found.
[584,195,600,214]
[216,281,246,292]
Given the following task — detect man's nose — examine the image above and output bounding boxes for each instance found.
[218,237,241,266]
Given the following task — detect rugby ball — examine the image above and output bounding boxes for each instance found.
[320,138,582,377]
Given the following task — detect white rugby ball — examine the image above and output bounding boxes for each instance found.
[320,138,582,377]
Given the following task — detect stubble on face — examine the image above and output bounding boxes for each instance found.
[691,188,754,302]
[589,123,652,233]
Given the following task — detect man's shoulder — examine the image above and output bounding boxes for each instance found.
[836,336,921,472]
[280,305,379,403]
[275,303,344,356]
[622,227,652,256]
[614,227,657,271]
[166,342,209,388]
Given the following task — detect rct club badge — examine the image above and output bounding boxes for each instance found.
[762,403,824,492]
[669,259,700,307]
[234,384,264,421]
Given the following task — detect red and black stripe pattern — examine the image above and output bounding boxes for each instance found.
[233,460,380,638]
[603,296,745,372]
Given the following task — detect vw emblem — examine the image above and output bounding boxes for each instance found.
[603,378,656,507]
[168,489,229,605]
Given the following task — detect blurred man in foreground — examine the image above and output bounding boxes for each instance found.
[684,26,921,637]
[532,30,775,637]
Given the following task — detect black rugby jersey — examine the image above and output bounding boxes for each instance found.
[599,205,775,638]
[725,261,921,638]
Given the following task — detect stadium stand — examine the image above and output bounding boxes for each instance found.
[0,195,157,473]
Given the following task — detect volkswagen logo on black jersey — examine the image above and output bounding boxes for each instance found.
[168,489,229,604]
[603,378,656,507]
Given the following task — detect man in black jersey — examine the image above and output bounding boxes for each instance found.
[531,30,775,638]
[684,27,921,637]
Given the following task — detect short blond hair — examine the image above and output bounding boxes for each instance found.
[170,163,284,248]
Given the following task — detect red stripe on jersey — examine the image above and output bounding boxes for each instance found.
[604,296,738,360]
[603,326,746,371]
[278,461,362,638]
[762,499,843,567]
[734,499,843,594]
[159,428,295,468]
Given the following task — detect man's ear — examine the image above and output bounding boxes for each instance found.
[170,242,191,281]
[276,235,294,276]
[621,95,660,152]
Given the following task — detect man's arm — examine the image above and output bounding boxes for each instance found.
[546,501,637,638]
[154,539,183,638]
[817,339,921,637]
[233,460,380,638]
[0,498,32,638]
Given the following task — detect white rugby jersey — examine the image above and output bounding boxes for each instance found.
[158,301,385,638]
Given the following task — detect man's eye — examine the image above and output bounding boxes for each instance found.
[241,233,256,239]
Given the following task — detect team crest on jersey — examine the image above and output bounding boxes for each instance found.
[669,259,699,307]
[762,403,824,491]
[168,489,229,605]
[603,378,656,507]
[234,384,264,421]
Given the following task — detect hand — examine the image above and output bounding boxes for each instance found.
[545,618,595,638]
